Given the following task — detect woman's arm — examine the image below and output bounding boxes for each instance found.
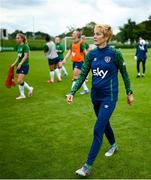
[11,57,19,67]
[66,54,91,104]
[62,49,71,64]
[70,54,91,96]
[115,50,134,105]
[17,53,28,69]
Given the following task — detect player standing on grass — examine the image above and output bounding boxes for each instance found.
[63,31,89,95]
[135,37,148,78]
[11,33,33,100]
[44,35,62,83]
[66,24,134,176]
[55,36,68,78]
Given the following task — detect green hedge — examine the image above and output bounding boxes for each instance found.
[1,39,150,51]
[0,39,45,51]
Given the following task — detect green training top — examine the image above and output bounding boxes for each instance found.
[56,43,65,60]
[84,42,89,50]
[17,43,30,66]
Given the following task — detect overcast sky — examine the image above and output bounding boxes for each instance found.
[0,0,151,36]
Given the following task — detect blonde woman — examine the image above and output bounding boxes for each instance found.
[63,31,89,95]
[11,33,33,100]
[66,24,134,176]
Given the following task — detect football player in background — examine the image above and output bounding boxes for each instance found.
[11,33,33,100]
[55,36,68,78]
[135,37,148,77]
[44,35,61,83]
[63,31,89,95]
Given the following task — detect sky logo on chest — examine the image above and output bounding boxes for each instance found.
[92,68,108,79]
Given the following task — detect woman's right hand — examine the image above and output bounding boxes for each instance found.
[11,63,15,67]
[127,94,134,106]
[62,59,66,65]
[66,95,73,104]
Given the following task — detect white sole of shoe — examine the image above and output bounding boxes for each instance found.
[75,169,90,177]
[16,96,26,100]
[75,172,86,177]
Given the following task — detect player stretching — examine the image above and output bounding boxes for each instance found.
[11,33,33,100]
[63,31,89,95]
[66,24,134,176]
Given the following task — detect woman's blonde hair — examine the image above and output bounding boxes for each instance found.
[95,24,113,42]
[17,33,27,43]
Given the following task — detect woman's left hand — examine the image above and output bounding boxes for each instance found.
[127,94,134,105]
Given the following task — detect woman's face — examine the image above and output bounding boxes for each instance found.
[93,27,107,46]
[72,31,78,40]
[55,37,60,44]
[16,35,23,44]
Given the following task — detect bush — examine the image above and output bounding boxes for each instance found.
[1,39,45,51]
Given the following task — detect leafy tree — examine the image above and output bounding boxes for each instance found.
[119,19,136,43]
[9,30,23,39]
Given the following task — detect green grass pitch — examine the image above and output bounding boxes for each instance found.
[0,49,151,178]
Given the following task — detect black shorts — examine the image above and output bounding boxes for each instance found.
[72,62,83,70]
[48,57,60,65]
[16,64,29,75]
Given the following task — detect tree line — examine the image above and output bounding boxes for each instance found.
[9,15,151,44]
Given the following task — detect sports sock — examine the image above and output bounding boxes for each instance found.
[19,83,25,96]
[55,68,61,80]
[62,66,68,75]
[82,81,89,91]
[111,143,117,147]
[85,163,92,171]
[24,81,31,91]
[50,71,54,81]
